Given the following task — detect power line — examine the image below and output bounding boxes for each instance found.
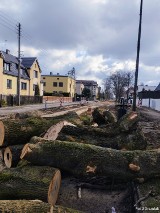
[0,10,18,25]
[0,21,17,33]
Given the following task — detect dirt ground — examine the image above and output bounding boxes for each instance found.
[138,107,160,149]
[57,176,133,213]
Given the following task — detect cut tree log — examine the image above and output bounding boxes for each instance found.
[0,165,61,205]
[0,111,82,147]
[117,111,139,132]
[0,121,4,147]
[21,136,160,182]
[57,125,147,150]
[0,200,82,213]
[4,145,24,168]
[0,117,61,147]
[43,120,76,140]
[14,110,42,119]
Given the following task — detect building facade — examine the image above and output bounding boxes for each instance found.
[76,81,84,95]
[76,80,98,98]
[41,73,76,98]
[0,50,42,96]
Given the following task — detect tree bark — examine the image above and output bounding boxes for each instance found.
[21,137,160,182]
[0,121,4,146]
[0,111,82,147]
[0,117,61,147]
[0,200,82,213]
[4,145,24,168]
[0,165,61,205]
[14,110,42,119]
[57,125,146,150]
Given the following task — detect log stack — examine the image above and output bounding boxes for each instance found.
[20,136,160,182]
[0,106,157,212]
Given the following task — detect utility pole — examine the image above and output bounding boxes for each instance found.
[17,23,21,106]
[132,0,143,111]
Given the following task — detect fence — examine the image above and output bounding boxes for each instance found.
[138,91,160,111]
[43,96,73,103]
[0,94,43,106]
[138,91,160,99]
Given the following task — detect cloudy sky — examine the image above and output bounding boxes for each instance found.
[0,0,160,88]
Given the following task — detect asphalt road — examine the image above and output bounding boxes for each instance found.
[0,101,81,116]
[0,100,109,116]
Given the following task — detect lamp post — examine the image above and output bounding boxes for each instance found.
[132,0,143,111]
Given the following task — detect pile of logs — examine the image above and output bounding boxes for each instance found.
[0,109,158,212]
[0,113,83,212]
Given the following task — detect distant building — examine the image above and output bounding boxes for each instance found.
[138,85,156,92]
[41,73,75,97]
[76,81,84,95]
[155,83,160,91]
[76,80,98,98]
[0,49,42,96]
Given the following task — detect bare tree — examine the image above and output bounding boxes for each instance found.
[125,71,134,100]
[104,70,134,102]
[104,77,112,100]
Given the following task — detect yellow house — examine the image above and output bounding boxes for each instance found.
[41,73,75,97]
[21,57,42,96]
[0,50,42,96]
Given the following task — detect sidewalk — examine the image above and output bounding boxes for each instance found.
[0,101,80,116]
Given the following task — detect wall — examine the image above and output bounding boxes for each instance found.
[27,60,41,96]
[42,75,75,97]
[43,96,73,103]
[3,75,17,95]
[76,83,84,95]
[0,57,3,93]
[20,79,30,96]
[142,98,160,111]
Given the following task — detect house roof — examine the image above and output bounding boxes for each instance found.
[1,50,19,64]
[155,83,160,91]
[138,85,156,92]
[21,57,42,73]
[76,80,98,86]
[0,50,29,79]
[21,57,37,68]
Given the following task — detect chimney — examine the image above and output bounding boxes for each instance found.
[6,49,10,54]
[50,72,53,75]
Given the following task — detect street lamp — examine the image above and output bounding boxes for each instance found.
[132,0,143,111]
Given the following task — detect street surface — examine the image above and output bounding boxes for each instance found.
[0,101,109,117]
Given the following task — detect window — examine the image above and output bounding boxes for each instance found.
[4,63,10,71]
[53,82,57,87]
[21,69,26,76]
[53,91,57,94]
[43,82,46,86]
[43,77,46,79]
[57,78,59,80]
[59,82,63,87]
[34,70,38,78]
[21,82,27,90]
[7,79,12,89]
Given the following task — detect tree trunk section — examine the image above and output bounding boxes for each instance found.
[57,125,146,150]
[43,120,76,140]
[0,165,61,205]
[4,145,24,168]
[21,136,160,182]
[0,121,4,147]
[0,117,61,147]
[0,200,82,213]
